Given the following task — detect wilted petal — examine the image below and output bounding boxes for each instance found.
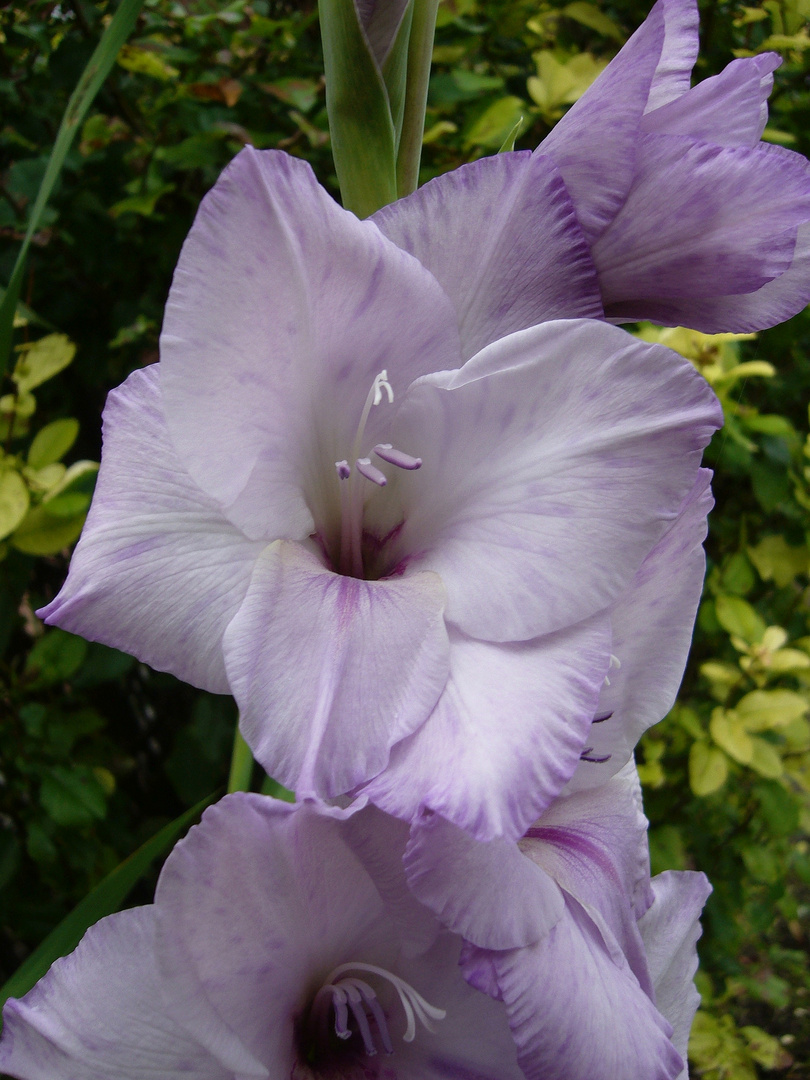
[0,908,263,1080]
[639,871,711,1076]
[595,135,810,316]
[404,812,565,950]
[566,471,713,791]
[465,897,683,1080]
[373,152,603,358]
[394,319,721,642]
[362,614,611,841]
[38,366,264,693]
[160,146,461,539]
[642,54,781,146]
[224,540,450,797]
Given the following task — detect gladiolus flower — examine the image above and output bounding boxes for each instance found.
[404,764,711,1080]
[39,147,721,839]
[0,789,708,1080]
[375,0,810,339]
[0,797,522,1080]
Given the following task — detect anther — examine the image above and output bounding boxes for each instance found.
[373,444,422,471]
[356,458,387,487]
[335,460,351,480]
[372,370,394,406]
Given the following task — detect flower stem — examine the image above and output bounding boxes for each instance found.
[227,725,255,793]
[396,0,440,198]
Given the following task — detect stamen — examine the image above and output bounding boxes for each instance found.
[372,371,394,406]
[579,747,612,764]
[335,460,351,480]
[373,444,422,471]
[356,458,387,487]
[603,656,620,688]
[320,961,446,1053]
[343,983,379,1056]
[592,711,613,724]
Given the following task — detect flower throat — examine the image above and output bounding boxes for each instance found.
[331,371,421,580]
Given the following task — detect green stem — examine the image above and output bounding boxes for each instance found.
[396,0,439,198]
[227,725,255,793]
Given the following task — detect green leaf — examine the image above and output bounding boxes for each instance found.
[0,794,218,1007]
[715,594,767,644]
[0,0,146,379]
[27,418,80,469]
[748,535,809,587]
[25,629,87,685]
[0,468,30,541]
[13,334,76,393]
[689,740,729,796]
[710,708,754,765]
[116,43,179,81]
[464,96,525,148]
[747,736,784,778]
[40,765,108,827]
[559,1,624,40]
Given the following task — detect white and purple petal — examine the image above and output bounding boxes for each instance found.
[639,871,712,1078]
[0,907,264,1080]
[361,614,611,841]
[463,896,682,1080]
[566,470,713,790]
[373,152,603,358]
[160,146,462,539]
[38,366,264,693]
[223,540,450,798]
[393,319,721,642]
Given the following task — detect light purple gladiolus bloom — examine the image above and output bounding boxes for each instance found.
[39,147,721,841]
[404,764,711,1080]
[0,796,522,1080]
[375,0,810,338]
[0,790,707,1080]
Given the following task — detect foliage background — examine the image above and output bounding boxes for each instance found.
[1,0,810,1076]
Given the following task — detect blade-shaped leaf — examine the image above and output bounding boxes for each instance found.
[0,0,145,378]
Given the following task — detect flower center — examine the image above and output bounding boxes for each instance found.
[307,961,446,1060]
[331,371,422,579]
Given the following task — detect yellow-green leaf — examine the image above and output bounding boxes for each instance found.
[28,417,80,469]
[710,708,754,765]
[464,96,525,149]
[748,535,810,586]
[10,505,86,556]
[736,689,807,731]
[0,468,30,540]
[559,1,623,40]
[748,737,784,778]
[13,334,76,393]
[689,740,729,796]
[117,43,179,80]
[715,594,767,644]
